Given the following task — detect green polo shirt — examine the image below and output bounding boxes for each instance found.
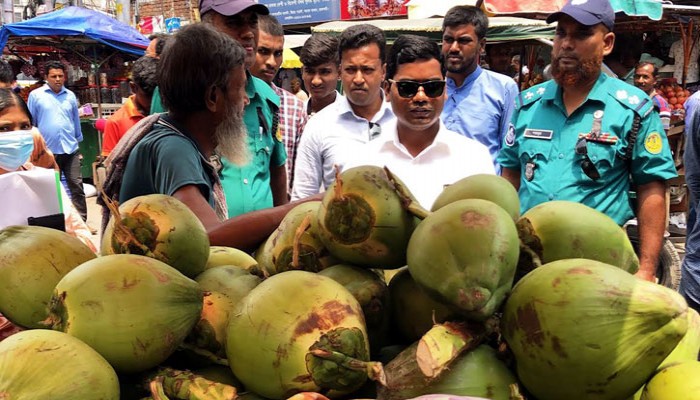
[220,73,285,217]
[497,73,677,225]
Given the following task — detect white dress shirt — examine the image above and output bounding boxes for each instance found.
[291,93,396,200]
[346,120,495,209]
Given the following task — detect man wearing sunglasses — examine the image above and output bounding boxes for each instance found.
[348,34,494,208]
[200,0,289,217]
[497,0,678,282]
[440,5,518,173]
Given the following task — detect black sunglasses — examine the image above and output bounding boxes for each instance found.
[575,137,601,181]
[388,79,446,98]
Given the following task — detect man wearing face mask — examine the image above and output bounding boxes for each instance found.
[200,0,288,218]
[497,0,677,282]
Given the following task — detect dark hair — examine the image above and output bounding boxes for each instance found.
[442,5,489,40]
[0,60,14,85]
[258,14,284,37]
[338,24,386,63]
[300,33,339,67]
[386,35,441,80]
[0,88,31,121]
[152,34,170,57]
[131,56,158,97]
[158,23,246,115]
[44,60,66,73]
[635,61,659,77]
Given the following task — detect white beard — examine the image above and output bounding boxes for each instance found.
[214,102,250,167]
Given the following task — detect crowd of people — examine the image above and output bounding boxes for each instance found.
[1,0,699,313]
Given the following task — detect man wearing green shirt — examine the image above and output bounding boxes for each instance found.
[497,0,677,282]
[199,0,288,217]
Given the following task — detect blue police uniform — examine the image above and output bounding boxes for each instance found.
[497,72,678,225]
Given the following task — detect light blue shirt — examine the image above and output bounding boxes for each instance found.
[681,93,700,305]
[441,66,518,173]
[28,84,82,155]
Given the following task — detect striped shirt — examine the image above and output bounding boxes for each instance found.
[272,84,307,192]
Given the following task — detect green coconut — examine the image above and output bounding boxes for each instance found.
[430,174,520,221]
[0,225,96,328]
[319,264,390,353]
[516,200,639,277]
[206,246,258,270]
[256,201,336,276]
[0,329,119,399]
[45,254,203,374]
[377,345,517,400]
[640,361,700,400]
[101,193,210,278]
[658,307,700,369]
[195,266,262,303]
[503,258,688,400]
[387,267,458,344]
[186,291,237,357]
[317,166,419,268]
[226,270,374,399]
[407,199,519,320]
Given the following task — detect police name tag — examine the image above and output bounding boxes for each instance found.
[523,129,553,140]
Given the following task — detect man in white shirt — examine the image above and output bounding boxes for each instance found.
[348,34,494,208]
[291,24,395,200]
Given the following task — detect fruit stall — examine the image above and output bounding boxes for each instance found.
[0,6,150,179]
[1,168,698,400]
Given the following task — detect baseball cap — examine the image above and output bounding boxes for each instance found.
[546,0,615,31]
[199,0,269,17]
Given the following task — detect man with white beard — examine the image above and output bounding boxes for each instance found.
[497,0,677,282]
[110,24,318,251]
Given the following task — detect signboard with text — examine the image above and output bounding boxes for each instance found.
[260,0,340,25]
[340,0,407,20]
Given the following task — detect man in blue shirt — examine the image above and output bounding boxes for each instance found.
[682,91,700,312]
[28,61,86,221]
[440,5,518,172]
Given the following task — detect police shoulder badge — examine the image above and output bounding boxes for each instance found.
[505,123,515,147]
[275,127,283,143]
[644,132,663,154]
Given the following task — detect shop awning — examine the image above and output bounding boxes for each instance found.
[0,6,149,57]
[406,0,665,21]
[312,16,555,43]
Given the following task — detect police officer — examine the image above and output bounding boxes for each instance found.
[497,0,677,282]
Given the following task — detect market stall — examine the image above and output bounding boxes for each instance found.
[0,6,150,180]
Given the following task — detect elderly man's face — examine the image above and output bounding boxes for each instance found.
[634,64,656,94]
[214,65,250,166]
[209,10,259,69]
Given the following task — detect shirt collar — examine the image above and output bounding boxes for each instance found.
[43,84,66,95]
[123,96,144,118]
[378,120,449,158]
[447,65,483,90]
[337,90,392,123]
[544,72,609,108]
[245,70,258,99]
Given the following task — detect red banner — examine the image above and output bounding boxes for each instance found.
[483,0,567,14]
[340,0,408,20]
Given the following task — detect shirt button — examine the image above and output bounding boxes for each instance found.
[591,156,597,161]
[558,153,564,159]
[243,178,249,184]
[548,194,555,200]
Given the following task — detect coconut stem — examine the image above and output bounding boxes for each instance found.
[102,192,164,259]
[178,343,230,367]
[332,164,344,201]
[291,214,312,269]
[309,348,387,386]
[148,368,238,400]
[509,383,526,400]
[383,166,430,220]
[149,376,171,400]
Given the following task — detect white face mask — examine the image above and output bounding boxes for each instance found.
[0,129,34,171]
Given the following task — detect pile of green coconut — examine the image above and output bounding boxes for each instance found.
[0,165,698,400]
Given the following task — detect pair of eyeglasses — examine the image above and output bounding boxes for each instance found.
[575,137,601,181]
[388,79,446,98]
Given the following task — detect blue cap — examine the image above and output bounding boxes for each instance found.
[546,0,615,31]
